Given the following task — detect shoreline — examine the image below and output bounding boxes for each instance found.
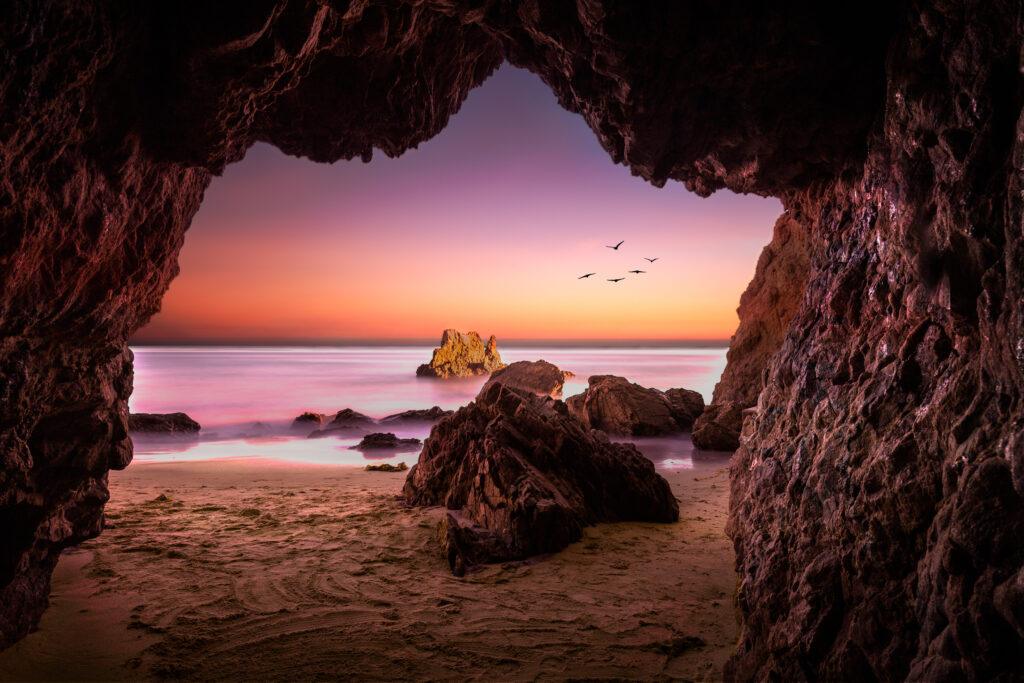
[0,457,736,681]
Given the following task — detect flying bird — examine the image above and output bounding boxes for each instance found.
[644,257,659,263]
[578,272,597,279]
[628,270,646,274]
[606,240,624,250]
[607,277,625,283]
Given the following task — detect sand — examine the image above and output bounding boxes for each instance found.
[0,456,736,681]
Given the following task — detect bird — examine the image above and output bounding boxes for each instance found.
[578,272,596,279]
[628,269,646,274]
[643,257,658,263]
[606,240,624,250]
[607,277,625,283]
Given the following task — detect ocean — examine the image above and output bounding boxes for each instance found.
[128,345,729,469]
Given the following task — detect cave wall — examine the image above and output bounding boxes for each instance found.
[2,0,1023,679]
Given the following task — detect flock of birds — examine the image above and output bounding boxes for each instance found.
[578,241,659,283]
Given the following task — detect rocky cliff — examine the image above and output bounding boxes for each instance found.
[2,1,1022,678]
[415,329,507,378]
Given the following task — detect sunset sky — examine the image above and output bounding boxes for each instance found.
[133,65,782,344]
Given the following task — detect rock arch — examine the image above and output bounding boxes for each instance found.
[2,1,1022,679]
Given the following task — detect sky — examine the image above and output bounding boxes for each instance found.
[133,65,782,344]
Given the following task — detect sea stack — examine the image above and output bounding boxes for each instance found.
[416,329,507,379]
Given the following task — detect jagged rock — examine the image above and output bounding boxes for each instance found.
[565,375,683,436]
[291,412,323,429]
[403,382,678,575]
[663,388,705,430]
[365,462,408,472]
[415,329,506,378]
[326,409,375,429]
[480,360,573,398]
[379,407,453,424]
[690,402,744,451]
[351,433,421,451]
[128,412,200,433]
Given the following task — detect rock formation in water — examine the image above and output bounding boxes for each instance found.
[127,412,200,433]
[663,388,705,431]
[403,382,679,575]
[566,375,694,436]
[479,359,573,398]
[2,2,1022,678]
[351,432,421,451]
[416,329,506,378]
[379,407,453,424]
[291,412,323,429]
[690,402,744,451]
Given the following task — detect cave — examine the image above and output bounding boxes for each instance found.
[2,1,1023,679]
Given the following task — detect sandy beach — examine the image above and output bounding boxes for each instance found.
[0,455,735,681]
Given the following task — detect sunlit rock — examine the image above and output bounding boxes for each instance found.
[415,329,507,379]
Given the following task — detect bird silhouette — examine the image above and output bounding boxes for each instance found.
[628,270,646,274]
[607,277,625,283]
[578,272,596,279]
[606,240,624,250]
[643,257,658,263]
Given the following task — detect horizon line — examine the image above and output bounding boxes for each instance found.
[128,337,732,348]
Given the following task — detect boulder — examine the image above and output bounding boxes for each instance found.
[291,412,323,429]
[365,462,408,472]
[326,408,375,428]
[480,359,574,398]
[128,412,200,433]
[403,382,678,575]
[416,329,507,378]
[565,375,681,436]
[352,432,422,451]
[690,401,744,451]
[664,388,705,430]
[379,406,453,424]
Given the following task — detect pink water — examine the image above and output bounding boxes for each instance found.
[128,345,729,468]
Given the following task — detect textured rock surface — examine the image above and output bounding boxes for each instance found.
[690,402,744,451]
[415,329,506,378]
[663,388,705,431]
[480,359,573,398]
[290,412,323,429]
[325,409,375,429]
[403,382,679,575]
[127,412,200,434]
[379,406,453,424]
[351,432,421,451]
[2,1,1023,678]
[566,375,688,436]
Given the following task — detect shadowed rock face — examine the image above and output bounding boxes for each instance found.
[2,1,1023,679]
[402,382,679,575]
[480,359,573,398]
[566,375,693,436]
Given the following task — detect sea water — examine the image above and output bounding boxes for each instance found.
[128,345,729,469]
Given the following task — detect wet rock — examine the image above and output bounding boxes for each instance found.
[565,375,681,436]
[403,382,678,575]
[480,360,573,398]
[128,412,200,434]
[326,409,375,429]
[351,433,421,451]
[379,407,453,425]
[365,462,408,473]
[415,329,506,378]
[690,402,744,451]
[663,388,705,430]
[290,412,323,429]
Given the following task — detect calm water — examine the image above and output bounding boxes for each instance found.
[128,346,728,468]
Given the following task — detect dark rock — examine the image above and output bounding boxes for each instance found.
[365,462,408,473]
[128,412,200,434]
[290,412,323,429]
[690,402,744,451]
[480,359,573,398]
[663,388,705,430]
[379,407,453,425]
[326,409,375,429]
[565,375,681,436]
[403,382,678,575]
[351,433,421,451]
[416,329,507,378]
